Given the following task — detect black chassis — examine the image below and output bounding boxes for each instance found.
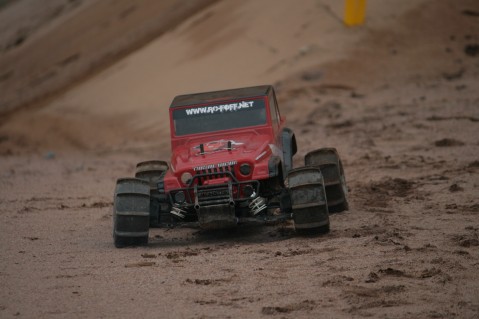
[157,170,292,228]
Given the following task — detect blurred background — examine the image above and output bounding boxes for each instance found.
[1,0,476,156]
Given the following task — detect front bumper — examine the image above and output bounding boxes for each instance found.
[197,203,237,229]
[168,171,260,208]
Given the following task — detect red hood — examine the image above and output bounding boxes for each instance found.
[171,132,274,173]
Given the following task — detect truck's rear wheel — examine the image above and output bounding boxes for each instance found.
[287,167,330,234]
[305,148,348,213]
[135,160,169,227]
[135,160,168,183]
[113,178,150,248]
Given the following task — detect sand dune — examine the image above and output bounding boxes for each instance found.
[1,0,433,154]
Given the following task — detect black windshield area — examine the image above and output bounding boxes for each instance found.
[173,99,267,136]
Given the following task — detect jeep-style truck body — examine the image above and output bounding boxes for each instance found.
[112,85,348,247]
[161,85,295,229]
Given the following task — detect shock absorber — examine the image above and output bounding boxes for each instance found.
[249,197,267,215]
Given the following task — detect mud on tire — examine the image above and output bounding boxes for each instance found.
[305,148,348,213]
[113,178,150,248]
[287,167,330,234]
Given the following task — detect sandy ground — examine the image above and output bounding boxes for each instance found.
[1,0,479,318]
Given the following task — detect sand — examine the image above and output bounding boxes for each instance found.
[0,0,478,318]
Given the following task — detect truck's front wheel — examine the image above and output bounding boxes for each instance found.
[305,148,349,213]
[113,178,150,248]
[287,167,330,234]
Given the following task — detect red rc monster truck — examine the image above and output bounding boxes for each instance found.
[113,85,348,247]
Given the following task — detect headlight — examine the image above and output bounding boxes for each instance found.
[239,163,252,176]
[180,172,193,185]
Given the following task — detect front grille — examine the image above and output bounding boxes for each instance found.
[170,175,261,206]
[196,165,235,184]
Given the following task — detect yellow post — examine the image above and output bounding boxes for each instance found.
[344,0,367,26]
